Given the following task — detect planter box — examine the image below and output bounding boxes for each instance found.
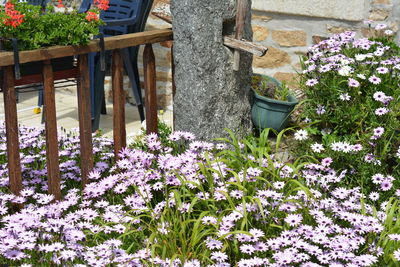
[19,56,75,76]
[0,56,75,89]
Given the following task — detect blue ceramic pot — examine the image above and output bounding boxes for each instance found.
[251,75,298,131]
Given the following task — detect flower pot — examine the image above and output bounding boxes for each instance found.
[251,75,298,132]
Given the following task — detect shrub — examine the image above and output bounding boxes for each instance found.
[296,27,400,200]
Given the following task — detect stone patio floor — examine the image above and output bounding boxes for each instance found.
[0,85,173,140]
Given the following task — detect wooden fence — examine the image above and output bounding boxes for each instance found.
[0,29,173,200]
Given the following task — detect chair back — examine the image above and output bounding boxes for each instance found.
[130,0,152,33]
[27,0,49,9]
[78,0,92,13]
[101,0,143,36]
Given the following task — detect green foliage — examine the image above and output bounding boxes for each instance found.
[377,198,400,266]
[135,128,312,263]
[251,74,290,101]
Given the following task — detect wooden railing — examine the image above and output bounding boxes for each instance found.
[0,29,173,200]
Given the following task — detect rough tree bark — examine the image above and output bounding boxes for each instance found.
[171,0,253,140]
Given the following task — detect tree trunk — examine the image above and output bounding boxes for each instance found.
[171,0,253,140]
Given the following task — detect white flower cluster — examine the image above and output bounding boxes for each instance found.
[330,141,363,153]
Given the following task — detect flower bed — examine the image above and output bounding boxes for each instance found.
[0,122,399,266]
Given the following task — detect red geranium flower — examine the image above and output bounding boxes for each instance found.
[85,11,99,22]
[57,0,65,8]
[3,1,24,28]
[94,0,109,11]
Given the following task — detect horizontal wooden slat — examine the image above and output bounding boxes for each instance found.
[224,36,268,57]
[14,68,78,86]
[0,29,173,67]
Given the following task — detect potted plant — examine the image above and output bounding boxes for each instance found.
[251,74,298,131]
[0,0,106,51]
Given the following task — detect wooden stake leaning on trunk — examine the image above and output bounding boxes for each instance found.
[223,37,267,57]
[233,0,248,71]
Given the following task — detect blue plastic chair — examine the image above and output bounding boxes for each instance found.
[80,0,152,132]
[27,0,48,8]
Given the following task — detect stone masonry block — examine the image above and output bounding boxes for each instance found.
[253,47,291,68]
[252,25,269,41]
[327,25,355,34]
[172,0,253,140]
[272,30,307,47]
[252,0,365,21]
[273,72,300,88]
[369,9,390,21]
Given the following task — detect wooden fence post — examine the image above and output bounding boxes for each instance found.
[143,44,157,134]
[3,66,22,196]
[42,60,61,200]
[112,49,126,158]
[77,54,93,188]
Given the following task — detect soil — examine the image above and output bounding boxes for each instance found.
[251,75,277,99]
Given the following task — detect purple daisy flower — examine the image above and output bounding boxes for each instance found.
[394,249,400,261]
[375,107,389,116]
[380,179,393,191]
[284,214,303,227]
[376,67,388,74]
[373,91,386,102]
[368,75,381,84]
[348,78,360,87]
[321,157,333,167]
[210,251,228,263]
[373,127,385,136]
[306,79,319,86]
[375,23,388,30]
[240,244,255,255]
